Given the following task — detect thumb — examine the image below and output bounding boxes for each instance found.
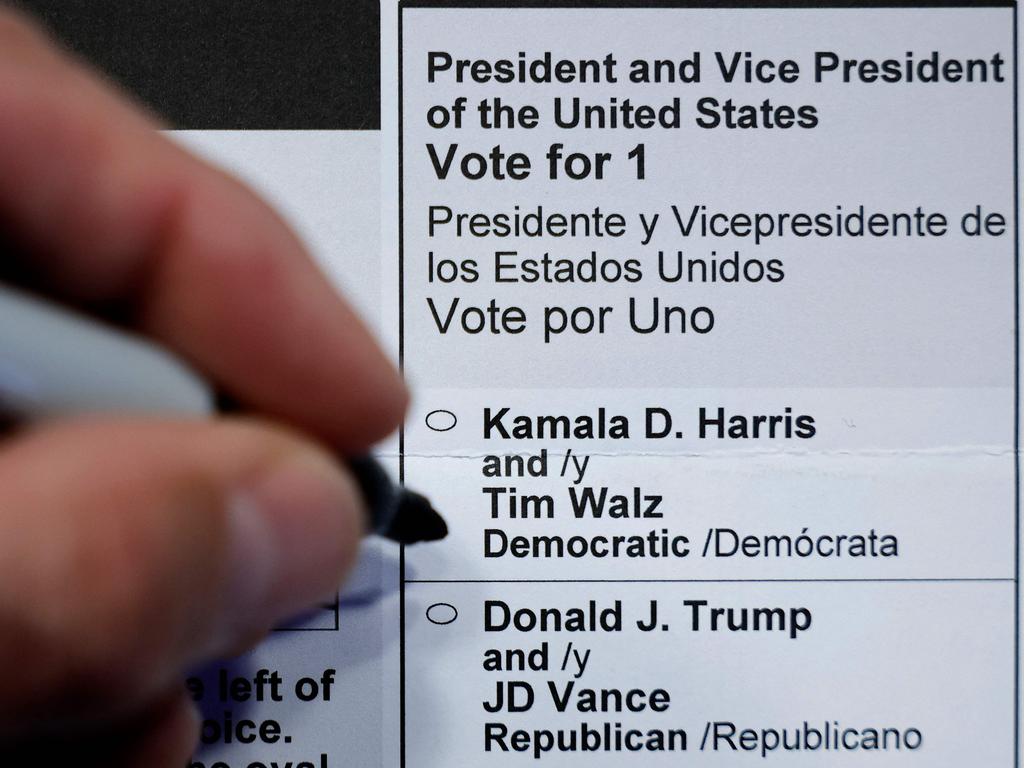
[0,417,365,738]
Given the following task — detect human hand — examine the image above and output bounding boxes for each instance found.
[0,8,406,764]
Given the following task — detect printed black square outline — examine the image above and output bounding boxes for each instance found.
[397,3,1021,765]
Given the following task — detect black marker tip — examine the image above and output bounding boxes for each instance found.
[384,490,449,545]
[348,456,448,545]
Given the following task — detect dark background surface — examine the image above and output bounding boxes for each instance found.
[12,0,380,129]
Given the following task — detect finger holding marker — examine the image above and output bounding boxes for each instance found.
[9,692,201,767]
[0,6,408,761]
[0,7,407,452]
[0,418,365,740]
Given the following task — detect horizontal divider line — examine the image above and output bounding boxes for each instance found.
[406,577,1015,583]
[403,1,1015,8]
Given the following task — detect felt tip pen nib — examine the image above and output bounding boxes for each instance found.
[383,490,448,545]
[346,456,447,544]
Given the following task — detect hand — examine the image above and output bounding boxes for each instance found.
[0,8,406,764]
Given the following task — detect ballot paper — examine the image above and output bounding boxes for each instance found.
[187,3,1019,766]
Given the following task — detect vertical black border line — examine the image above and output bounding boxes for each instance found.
[1014,4,1020,766]
[398,5,407,768]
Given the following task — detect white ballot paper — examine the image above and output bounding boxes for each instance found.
[188,3,1020,767]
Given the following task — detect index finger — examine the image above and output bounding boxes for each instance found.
[0,10,406,451]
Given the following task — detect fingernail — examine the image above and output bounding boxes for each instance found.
[219,452,364,645]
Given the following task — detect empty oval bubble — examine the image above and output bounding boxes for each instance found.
[425,409,457,432]
[426,602,458,625]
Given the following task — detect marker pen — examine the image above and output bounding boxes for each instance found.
[0,284,446,545]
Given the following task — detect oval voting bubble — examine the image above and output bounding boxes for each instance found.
[426,602,458,625]
[425,408,457,432]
